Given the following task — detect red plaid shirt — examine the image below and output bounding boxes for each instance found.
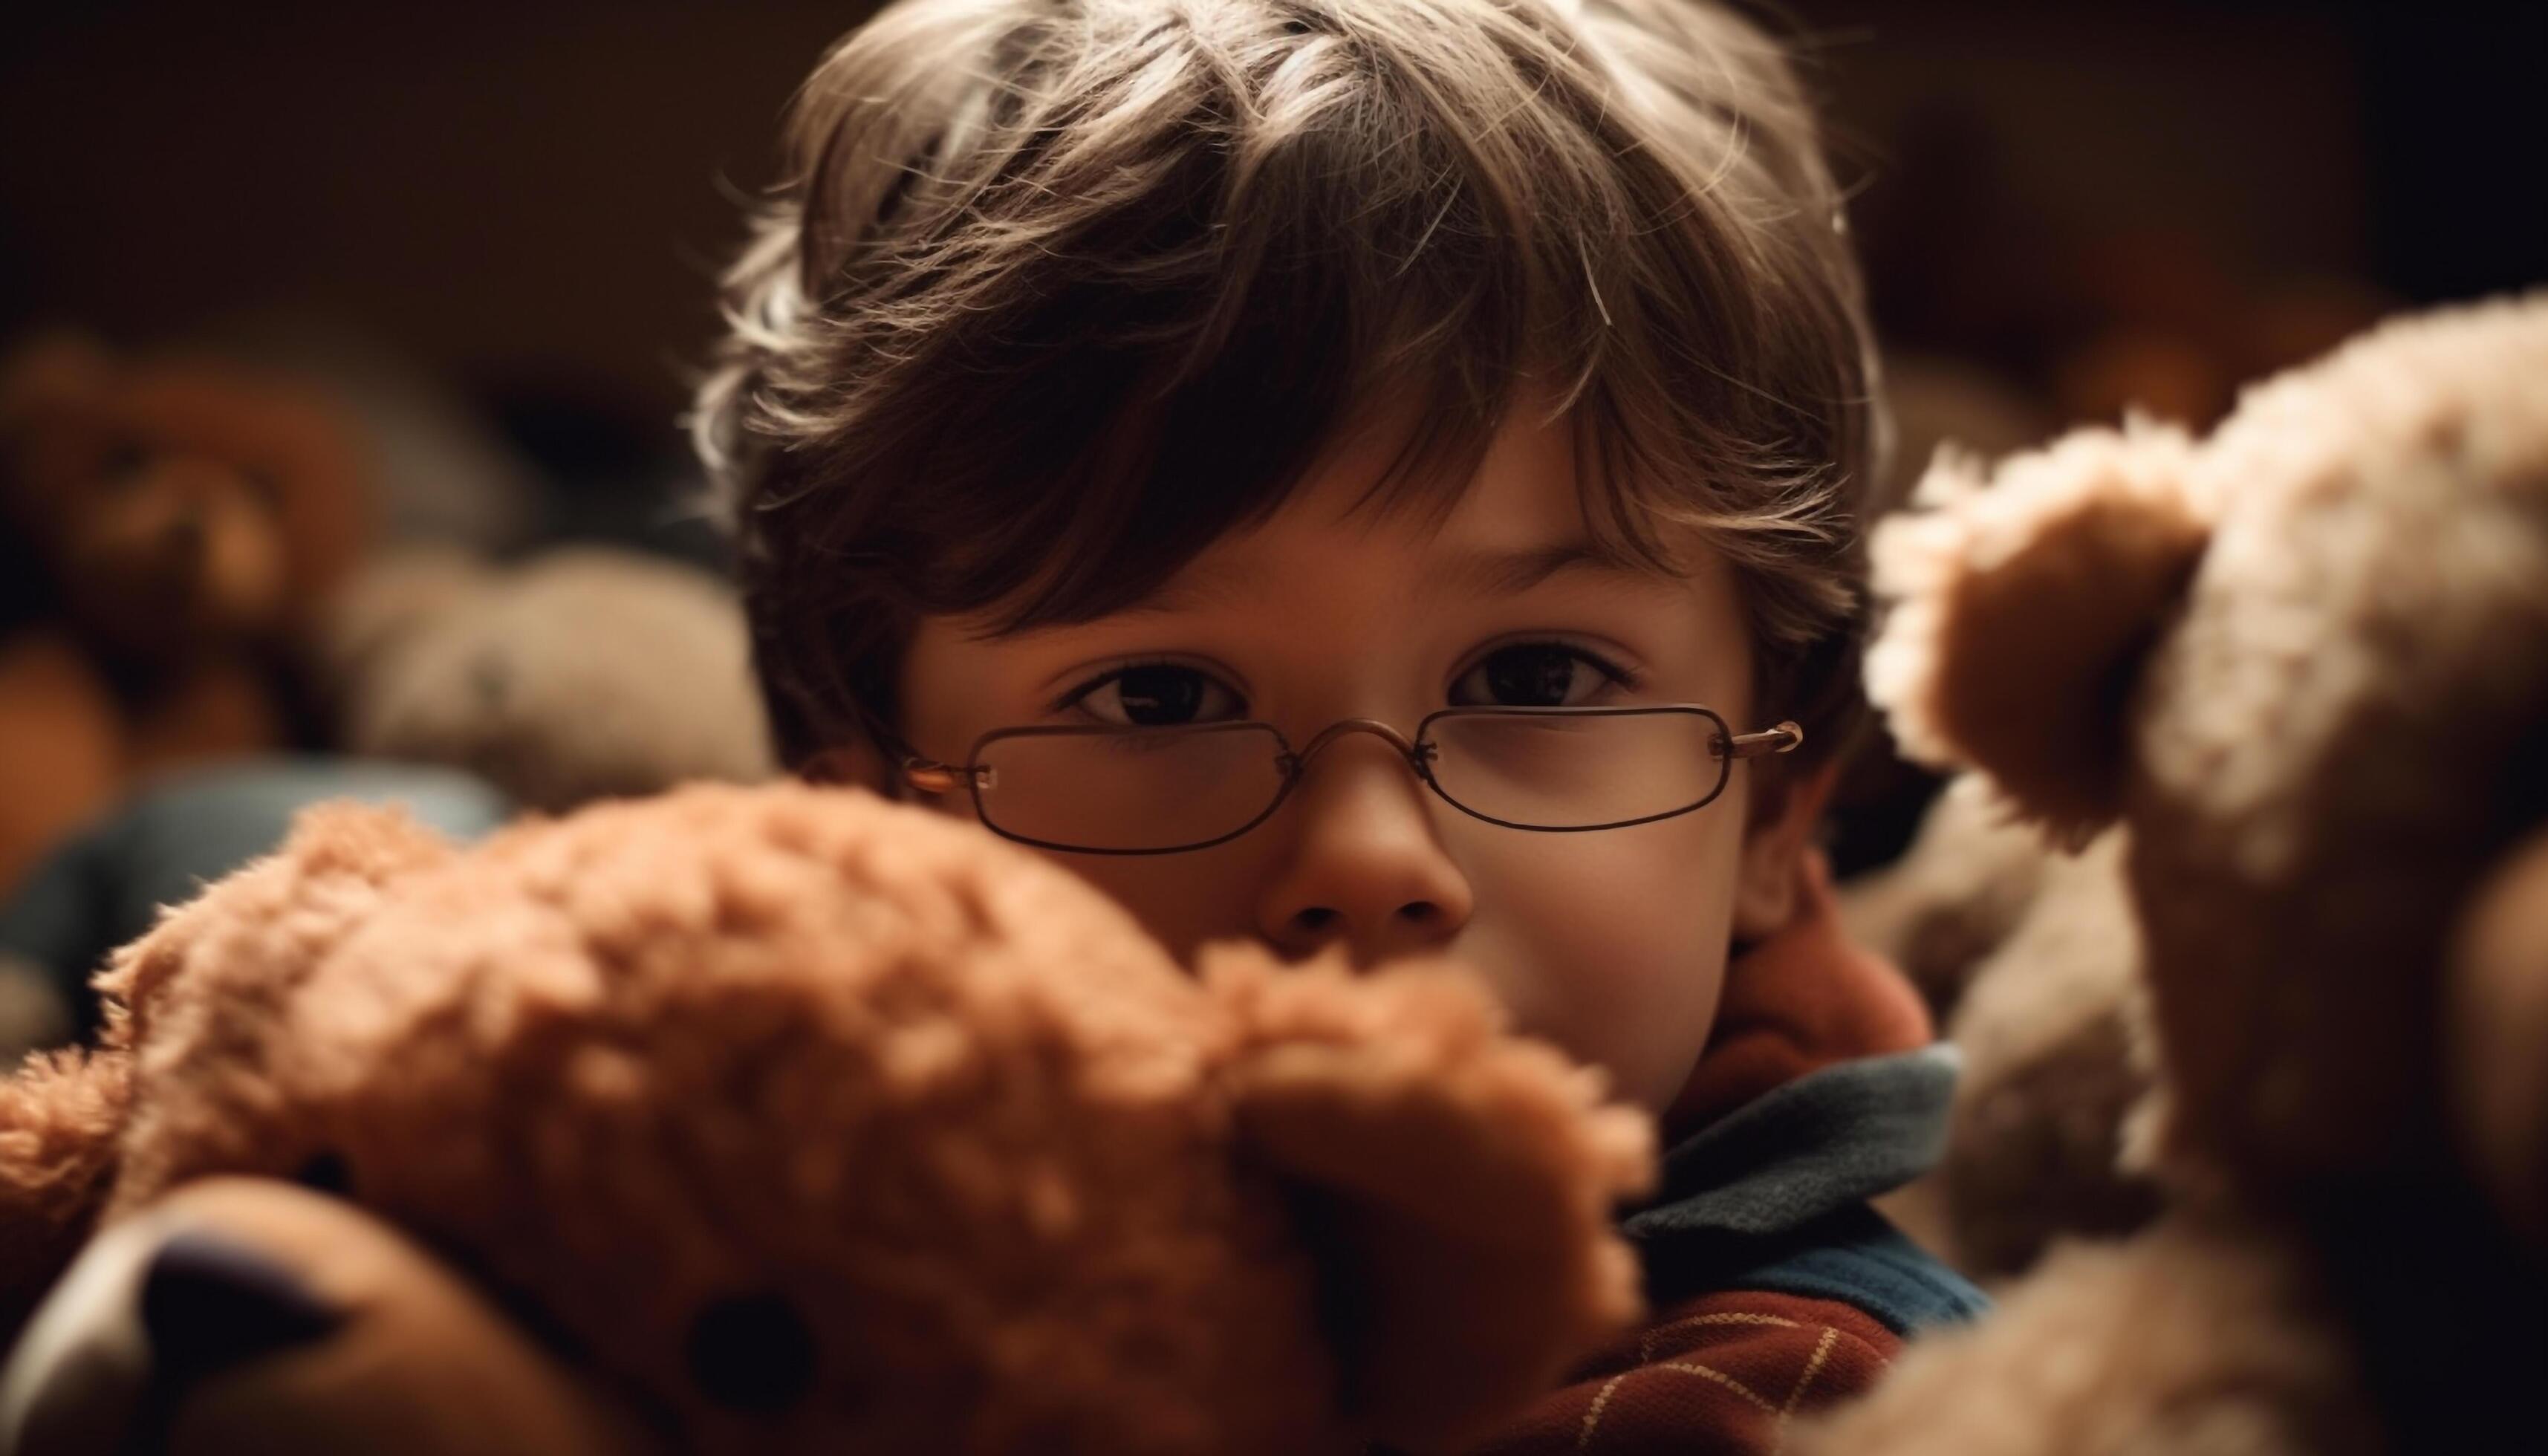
[1468,1287,1899,1455]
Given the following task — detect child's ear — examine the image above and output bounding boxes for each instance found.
[1203,946,1652,1453]
[1732,758,1841,940]
[1865,427,2214,846]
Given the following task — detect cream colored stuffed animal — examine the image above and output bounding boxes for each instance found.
[1845,784,2158,1278]
[1796,293,2548,1455]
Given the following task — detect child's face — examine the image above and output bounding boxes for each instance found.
[890,399,1821,1112]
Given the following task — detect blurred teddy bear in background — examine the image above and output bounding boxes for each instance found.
[0,333,368,897]
[0,333,776,1062]
[1843,777,2160,1280]
[318,545,773,813]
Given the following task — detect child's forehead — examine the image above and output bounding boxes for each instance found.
[1184,407,1657,587]
[964,397,1715,640]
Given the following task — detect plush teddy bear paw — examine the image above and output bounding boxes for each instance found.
[0,1178,652,1456]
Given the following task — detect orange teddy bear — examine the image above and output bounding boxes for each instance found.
[0,783,1650,1454]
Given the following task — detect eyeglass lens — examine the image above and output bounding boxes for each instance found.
[969,711,1729,852]
[1425,711,1726,829]
[974,726,1291,853]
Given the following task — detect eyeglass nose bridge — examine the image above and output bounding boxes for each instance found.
[1274,717,1440,783]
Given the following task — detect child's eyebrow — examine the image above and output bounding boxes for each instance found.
[1422,542,1668,599]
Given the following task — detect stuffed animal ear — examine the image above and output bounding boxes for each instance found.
[1206,946,1653,1453]
[1867,426,2215,846]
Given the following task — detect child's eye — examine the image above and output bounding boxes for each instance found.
[1449,642,1639,709]
[1061,661,1248,727]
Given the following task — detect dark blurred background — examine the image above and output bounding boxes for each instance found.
[9,2,2542,471]
[0,0,2542,888]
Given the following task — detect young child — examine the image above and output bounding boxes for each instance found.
[695,0,1987,1447]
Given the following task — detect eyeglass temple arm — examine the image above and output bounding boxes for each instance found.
[897,757,992,795]
[820,705,987,796]
[1724,721,1805,760]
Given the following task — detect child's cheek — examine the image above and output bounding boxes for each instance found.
[1467,814,1744,1110]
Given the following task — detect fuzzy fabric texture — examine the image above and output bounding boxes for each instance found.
[1840,773,2061,1023]
[320,546,774,813]
[1840,781,2160,1279]
[0,782,1651,1455]
[0,1046,128,1335]
[1798,1211,2374,1456]
[1795,293,2548,1455]
[1929,825,2157,1276]
[1867,426,2208,849]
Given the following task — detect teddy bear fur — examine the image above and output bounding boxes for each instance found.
[1791,293,2548,1454]
[1842,776,2160,1278]
[318,546,774,813]
[0,332,368,895]
[0,781,1651,1455]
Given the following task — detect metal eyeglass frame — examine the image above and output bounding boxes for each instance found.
[880,704,1804,857]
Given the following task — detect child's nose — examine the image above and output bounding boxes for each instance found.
[1252,735,1474,967]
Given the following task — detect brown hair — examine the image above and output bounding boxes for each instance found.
[696,0,1883,796]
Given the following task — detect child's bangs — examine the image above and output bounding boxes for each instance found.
[757,1,1850,634]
